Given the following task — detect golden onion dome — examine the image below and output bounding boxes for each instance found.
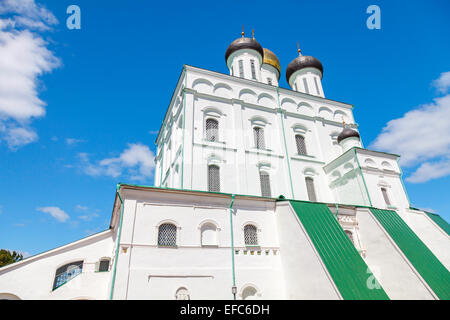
[262,48,281,76]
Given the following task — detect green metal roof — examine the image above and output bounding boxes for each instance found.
[425,212,450,235]
[289,200,389,300]
[370,208,450,300]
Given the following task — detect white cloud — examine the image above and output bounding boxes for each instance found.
[432,71,450,94]
[75,204,88,211]
[78,143,155,181]
[370,72,450,183]
[0,0,60,149]
[37,206,69,222]
[66,138,85,146]
[406,158,450,183]
[0,0,57,31]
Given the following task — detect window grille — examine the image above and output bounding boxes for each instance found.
[208,165,220,192]
[259,171,272,197]
[345,230,354,244]
[205,118,219,142]
[381,188,391,205]
[314,77,321,95]
[238,60,244,78]
[253,127,265,149]
[158,223,177,247]
[250,59,256,79]
[98,259,110,272]
[295,135,307,155]
[305,177,317,202]
[53,261,83,290]
[244,224,258,246]
[303,78,309,94]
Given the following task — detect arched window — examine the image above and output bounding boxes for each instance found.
[205,118,219,142]
[259,171,272,197]
[381,187,391,205]
[244,224,258,246]
[295,134,307,155]
[253,127,265,149]
[345,230,354,244]
[97,258,110,272]
[53,261,83,290]
[242,286,257,300]
[158,223,177,247]
[250,59,256,80]
[238,60,244,78]
[175,287,190,300]
[208,165,220,192]
[305,177,317,202]
[201,223,217,246]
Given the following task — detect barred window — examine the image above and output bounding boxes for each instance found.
[303,78,309,94]
[381,188,391,205]
[250,59,256,80]
[53,261,83,290]
[205,118,219,142]
[98,258,110,272]
[238,60,244,78]
[345,230,354,244]
[208,165,220,192]
[244,224,258,246]
[253,127,265,149]
[295,135,307,155]
[314,77,321,95]
[158,223,177,247]
[259,171,272,197]
[305,177,317,202]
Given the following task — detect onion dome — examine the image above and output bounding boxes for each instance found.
[262,48,281,76]
[337,127,360,144]
[225,35,264,64]
[286,48,324,83]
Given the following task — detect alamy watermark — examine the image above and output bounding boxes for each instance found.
[366,5,381,30]
[66,5,81,30]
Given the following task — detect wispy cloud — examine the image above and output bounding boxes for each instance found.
[77,143,155,181]
[370,72,450,183]
[36,206,69,222]
[66,138,85,146]
[75,204,88,211]
[0,0,60,150]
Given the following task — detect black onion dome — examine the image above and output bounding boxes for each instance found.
[225,37,264,64]
[337,128,360,144]
[286,55,324,83]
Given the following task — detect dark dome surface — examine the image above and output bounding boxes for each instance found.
[286,55,323,83]
[337,128,360,144]
[225,37,264,64]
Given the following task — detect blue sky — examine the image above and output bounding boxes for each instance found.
[0,0,449,257]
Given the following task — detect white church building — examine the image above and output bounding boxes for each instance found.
[1,33,449,300]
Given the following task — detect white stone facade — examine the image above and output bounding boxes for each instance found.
[1,43,449,300]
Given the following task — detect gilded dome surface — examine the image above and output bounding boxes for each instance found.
[262,48,281,75]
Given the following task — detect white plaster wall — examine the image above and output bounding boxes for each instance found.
[289,67,324,98]
[261,64,279,86]
[275,202,340,299]
[396,209,450,269]
[0,230,114,300]
[227,49,262,82]
[356,208,435,300]
[112,189,284,300]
